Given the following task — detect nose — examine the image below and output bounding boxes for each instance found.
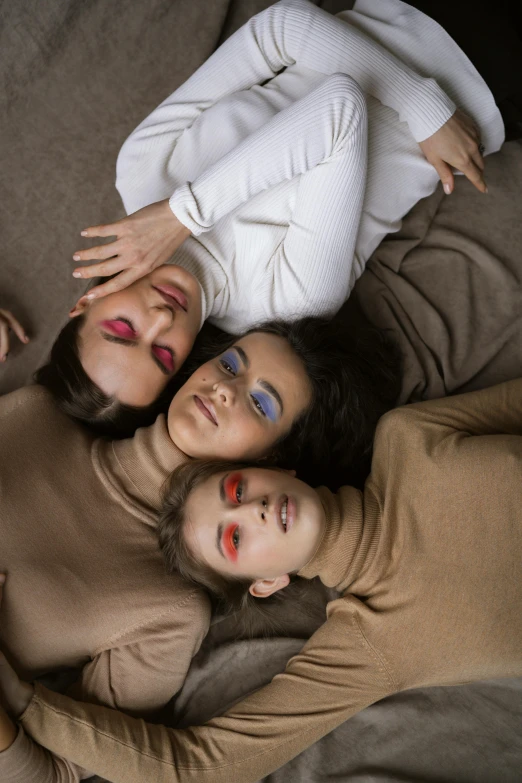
[142,305,174,341]
[212,378,237,407]
[247,497,269,527]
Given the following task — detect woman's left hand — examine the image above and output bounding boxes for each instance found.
[419,109,487,195]
[70,199,191,303]
[0,577,34,719]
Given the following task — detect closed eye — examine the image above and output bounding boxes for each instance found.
[152,345,175,374]
[99,318,175,375]
[100,318,136,340]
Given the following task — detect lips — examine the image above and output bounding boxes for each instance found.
[194,395,218,426]
[153,285,188,312]
[276,495,295,534]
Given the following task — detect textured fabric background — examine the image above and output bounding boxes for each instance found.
[2,1,521,781]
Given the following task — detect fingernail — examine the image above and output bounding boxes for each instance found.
[73,254,81,261]
[86,292,96,299]
[484,187,489,194]
[24,335,30,343]
[73,271,82,278]
[80,231,88,237]
[443,183,451,195]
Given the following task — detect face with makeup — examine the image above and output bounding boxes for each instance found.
[168,332,312,461]
[184,468,325,596]
[75,265,202,406]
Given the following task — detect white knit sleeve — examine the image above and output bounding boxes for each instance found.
[170,73,367,314]
[117,0,455,213]
[245,0,456,142]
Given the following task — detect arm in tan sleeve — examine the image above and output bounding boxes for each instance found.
[20,598,396,783]
[1,594,210,783]
[406,378,522,436]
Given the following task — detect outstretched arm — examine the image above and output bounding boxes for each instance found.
[0,578,210,783]
[7,599,395,783]
[406,378,522,437]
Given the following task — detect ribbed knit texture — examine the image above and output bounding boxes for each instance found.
[116,0,503,333]
[18,379,522,783]
[0,386,209,783]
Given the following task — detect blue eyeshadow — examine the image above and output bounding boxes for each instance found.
[252,391,278,422]
[220,350,239,374]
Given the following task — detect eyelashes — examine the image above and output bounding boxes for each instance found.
[222,524,239,561]
[251,392,277,422]
[219,350,278,421]
[225,473,243,504]
[219,350,239,374]
[152,345,175,372]
[101,319,136,339]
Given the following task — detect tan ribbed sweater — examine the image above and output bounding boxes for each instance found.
[18,378,522,783]
[0,386,210,782]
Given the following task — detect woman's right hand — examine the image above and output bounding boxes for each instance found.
[70,199,191,305]
[0,309,29,363]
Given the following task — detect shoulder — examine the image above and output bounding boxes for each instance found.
[0,384,52,416]
[0,384,75,429]
[374,404,420,441]
[371,404,433,479]
[0,383,93,457]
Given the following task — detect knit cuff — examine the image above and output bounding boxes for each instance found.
[405,77,456,142]
[0,725,36,780]
[169,183,208,237]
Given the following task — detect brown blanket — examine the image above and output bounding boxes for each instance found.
[2,1,521,781]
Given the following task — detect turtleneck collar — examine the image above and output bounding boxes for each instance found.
[298,485,380,593]
[174,238,226,329]
[93,414,188,525]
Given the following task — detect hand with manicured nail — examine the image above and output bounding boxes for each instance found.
[418,109,487,196]
[0,309,29,363]
[71,199,191,302]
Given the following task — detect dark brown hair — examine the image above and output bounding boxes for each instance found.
[34,316,181,438]
[184,315,402,489]
[36,310,401,485]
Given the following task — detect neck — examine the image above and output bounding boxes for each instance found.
[174,241,225,328]
[95,415,188,520]
[298,486,376,592]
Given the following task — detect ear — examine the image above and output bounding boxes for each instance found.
[248,573,290,598]
[69,296,91,318]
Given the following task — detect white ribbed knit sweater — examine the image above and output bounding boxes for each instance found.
[116,0,504,333]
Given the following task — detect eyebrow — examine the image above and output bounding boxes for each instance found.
[233,345,284,416]
[234,345,249,368]
[219,474,227,503]
[216,522,225,559]
[101,333,172,376]
[259,380,283,416]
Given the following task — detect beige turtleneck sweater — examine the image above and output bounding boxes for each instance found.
[0,385,210,782]
[16,378,522,783]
